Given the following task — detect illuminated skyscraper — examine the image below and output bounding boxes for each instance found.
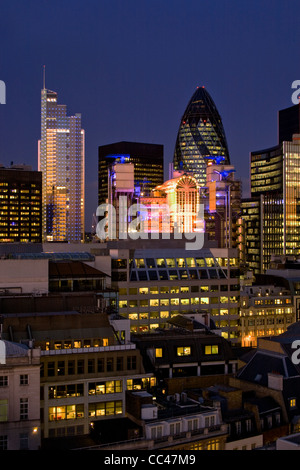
[39,85,85,242]
[173,86,230,187]
[242,134,300,274]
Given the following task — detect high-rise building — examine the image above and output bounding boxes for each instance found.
[242,134,300,273]
[98,141,164,207]
[0,165,42,243]
[278,102,300,143]
[173,86,230,188]
[39,86,85,243]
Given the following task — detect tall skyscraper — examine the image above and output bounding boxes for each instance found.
[98,141,164,206]
[242,132,300,274]
[39,84,85,242]
[173,86,230,187]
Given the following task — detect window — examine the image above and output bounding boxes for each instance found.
[68,360,75,375]
[127,356,137,370]
[20,398,28,420]
[177,346,191,356]
[151,426,163,439]
[0,435,7,450]
[0,376,8,387]
[170,422,181,435]
[117,357,123,371]
[106,357,114,372]
[205,345,219,355]
[47,362,55,377]
[290,398,297,408]
[97,358,104,372]
[57,361,65,376]
[20,433,29,450]
[0,400,8,422]
[155,348,163,358]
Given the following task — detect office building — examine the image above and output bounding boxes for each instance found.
[98,141,164,206]
[39,86,85,242]
[0,299,154,443]
[108,238,240,343]
[173,86,230,188]
[240,281,295,347]
[0,165,42,243]
[242,129,300,274]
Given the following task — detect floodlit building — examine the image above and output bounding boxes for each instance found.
[140,172,202,235]
[173,86,230,188]
[39,86,85,242]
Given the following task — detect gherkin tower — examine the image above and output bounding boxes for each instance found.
[173,86,230,187]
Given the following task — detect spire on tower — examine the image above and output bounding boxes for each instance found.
[43,65,46,89]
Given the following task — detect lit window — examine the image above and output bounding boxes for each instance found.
[177,346,191,356]
[290,398,297,408]
[205,345,219,355]
[155,348,163,358]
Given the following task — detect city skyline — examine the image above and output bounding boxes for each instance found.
[0,0,300,232]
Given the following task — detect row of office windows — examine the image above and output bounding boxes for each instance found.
[155,344,219,358]
[119,285,239,295]
[48,400,122,421]
[119,296,239,308]
[41,355,138,377]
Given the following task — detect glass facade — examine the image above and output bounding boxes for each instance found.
[39,88,85,242]
[173,87,230,187]
[245,137,300,273]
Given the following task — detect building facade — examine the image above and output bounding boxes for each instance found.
[0,340,41,450]
[108,238,240,343]
[0,165,42,243]
[173,86,230,188]
[98,141,164,207]
[240,282,295,347]
[39,87,85,242]
[242,134,300,273]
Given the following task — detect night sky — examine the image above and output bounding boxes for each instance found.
[0,0,299,231]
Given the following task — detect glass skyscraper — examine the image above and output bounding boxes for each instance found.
[173,86,230,187]
[242,135,300,274]
[39,87,85,242]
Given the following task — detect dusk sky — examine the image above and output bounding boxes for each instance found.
[0,0,299,231]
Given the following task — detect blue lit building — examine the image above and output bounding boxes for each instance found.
[98,141,164,206]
